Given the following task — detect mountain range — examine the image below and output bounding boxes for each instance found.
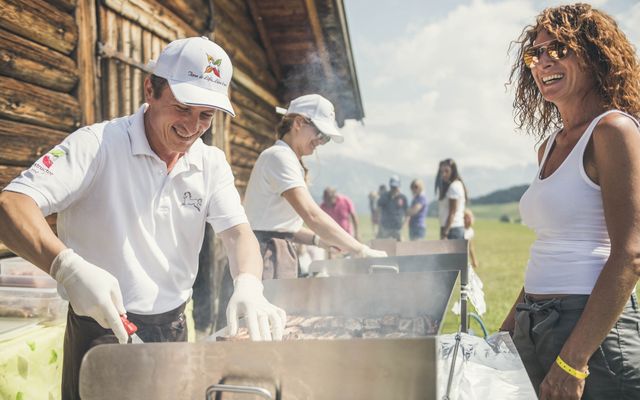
[305,155,537,212]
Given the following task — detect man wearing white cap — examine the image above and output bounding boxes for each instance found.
[0,36,285,400]
[243,94,387,279]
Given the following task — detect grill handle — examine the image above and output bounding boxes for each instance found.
[205,384,274,400]
[368,264,400,274]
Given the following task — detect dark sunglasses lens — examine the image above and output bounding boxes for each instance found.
[523,48,537,68]
[548,42,568,60]
[523,41,567,68]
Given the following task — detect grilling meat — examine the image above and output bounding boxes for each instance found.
[219,314,438,341]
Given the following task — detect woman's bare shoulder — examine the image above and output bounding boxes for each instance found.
[596,112,639,134]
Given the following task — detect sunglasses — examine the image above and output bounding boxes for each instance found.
[523,39,569,69]
[303,120,331,144]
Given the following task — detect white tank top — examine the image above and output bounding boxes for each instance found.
[519,110,640,294]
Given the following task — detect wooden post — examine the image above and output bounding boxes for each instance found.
[76,0,99,125]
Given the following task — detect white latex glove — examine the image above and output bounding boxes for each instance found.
[356,245,388,258]
[226,273,286,341]
[51,249,128,344]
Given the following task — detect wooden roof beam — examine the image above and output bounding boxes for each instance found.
[302,0,334,83]
[247,0,283,82]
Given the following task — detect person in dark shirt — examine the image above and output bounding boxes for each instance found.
[376,175,408,241]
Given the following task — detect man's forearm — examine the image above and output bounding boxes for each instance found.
[220,223,263,280]
[0,191,66,273]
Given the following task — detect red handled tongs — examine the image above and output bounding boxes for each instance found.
[120,315,144,343]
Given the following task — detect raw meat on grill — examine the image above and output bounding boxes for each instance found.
[219,314,438,341]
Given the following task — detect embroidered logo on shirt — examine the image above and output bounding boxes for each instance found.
[31,148,66,175]
[182,192,202,212]
[42,149,65,169]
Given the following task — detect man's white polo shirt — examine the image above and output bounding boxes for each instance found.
[4,105,247,314]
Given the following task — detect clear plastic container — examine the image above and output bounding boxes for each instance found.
[0,257,67,320]
[0,257,54,288]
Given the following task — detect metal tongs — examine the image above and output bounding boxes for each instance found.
[443,331,462,400]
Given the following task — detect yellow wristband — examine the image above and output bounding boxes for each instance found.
[555,356,589,380]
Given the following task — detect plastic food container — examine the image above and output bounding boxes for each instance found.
[0,257,67,320]
[0,257,55,289]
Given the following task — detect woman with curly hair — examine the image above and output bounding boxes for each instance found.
[499,3,640,399]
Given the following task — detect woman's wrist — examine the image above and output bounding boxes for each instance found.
[555,355,589,379]
[558,347,590,370]
[311,234,320,246]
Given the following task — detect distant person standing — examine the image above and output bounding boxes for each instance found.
[435,159,467,239]
[369,184,387,236]
[320,187,359,239]
[377,176,408,241]
[406,179,428,240]
[368,190,379,236]
[464,209,479,269]
[452,208,486,317]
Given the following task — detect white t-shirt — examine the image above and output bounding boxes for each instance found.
[464,227,475,240]
[243,140,306,232]
[438,180,466,228]
[4,105,247,314]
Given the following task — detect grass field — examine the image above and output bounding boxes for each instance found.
[468,202,522,221]
[358,214,535,335]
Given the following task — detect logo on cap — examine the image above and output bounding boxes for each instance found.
[204,53,222,78]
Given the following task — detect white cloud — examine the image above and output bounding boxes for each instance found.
[617,2,640,46]
[323,0,640,178]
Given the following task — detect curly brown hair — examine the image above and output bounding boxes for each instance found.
[507,3,640,141]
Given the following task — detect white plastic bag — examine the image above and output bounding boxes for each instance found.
[437,332,537,400]
[452,267,486,316]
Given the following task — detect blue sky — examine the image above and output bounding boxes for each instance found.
[316,0,640,180]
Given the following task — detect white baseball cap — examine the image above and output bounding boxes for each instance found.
[148,36,235,116]
[284,94,343,143]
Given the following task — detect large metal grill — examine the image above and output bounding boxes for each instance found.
[79,270,458,400]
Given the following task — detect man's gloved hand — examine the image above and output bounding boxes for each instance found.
[51,249,129,344]
[226,273,286,341]
[356,245,388,258]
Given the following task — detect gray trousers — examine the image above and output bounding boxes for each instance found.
[513,294,640,399]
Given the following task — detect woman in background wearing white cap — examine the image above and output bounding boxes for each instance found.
[435,158,468,239]
[244,94,387,279]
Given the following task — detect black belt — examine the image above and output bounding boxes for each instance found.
[127,301,187,325]
[253,230,294,241]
